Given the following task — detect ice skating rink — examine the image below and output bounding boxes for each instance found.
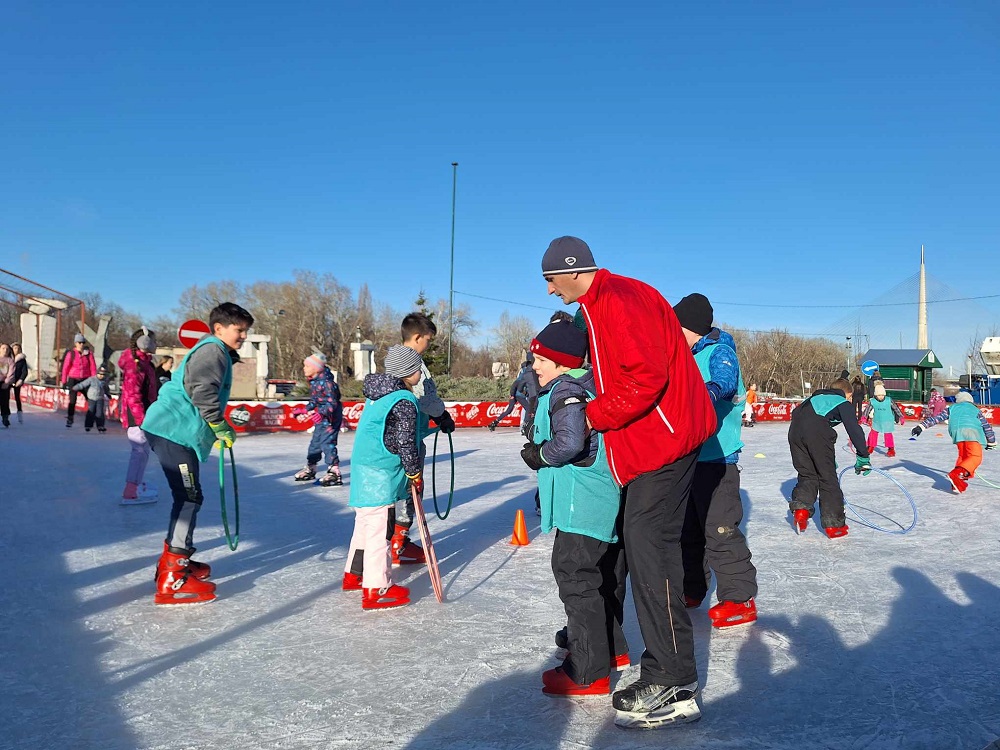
[3,406,999,750]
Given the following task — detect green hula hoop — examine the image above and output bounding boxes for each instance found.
[219,446,240,551]
[432,431,455,520]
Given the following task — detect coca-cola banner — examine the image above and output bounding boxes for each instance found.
[16,386,1000,431]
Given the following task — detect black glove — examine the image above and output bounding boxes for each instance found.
[910,426,922,438]
[488,418,500,432]
[520,442,546,471]
[436,411,456,434]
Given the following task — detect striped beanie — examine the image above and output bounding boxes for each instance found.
[304,352,327,371]
[530,321,588,369]
[384,345,423,378]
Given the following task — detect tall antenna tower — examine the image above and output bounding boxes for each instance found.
[917,245,928,348]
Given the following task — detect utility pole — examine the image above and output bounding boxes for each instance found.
[448,162,458,374]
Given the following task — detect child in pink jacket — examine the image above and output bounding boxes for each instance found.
[118,330,160,505]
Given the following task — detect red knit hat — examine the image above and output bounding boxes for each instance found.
[530,321,588,369]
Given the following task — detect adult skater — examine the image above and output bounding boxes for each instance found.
[540,236,717,729]
[60,334,96,428]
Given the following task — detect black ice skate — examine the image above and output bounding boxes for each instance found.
[613,680,701,729]
[318,467,343,486]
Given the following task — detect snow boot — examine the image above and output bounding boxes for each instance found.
[542,667,610,696]
[886,447,896,457]
[361,584,410,610]
[156,541,211,580]
[613,680,701,729]
[318,466,343,487]
[708,599,757,628]
[342,572,362,591]
[391,524,425,566]
[293,465,317,482]
[793,509,810,534]
[825,525,849,539]
[154,548,216,605]
[948,468,969,494]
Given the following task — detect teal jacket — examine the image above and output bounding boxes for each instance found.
[921,401,996,446]
[350,386,419,508]
[142,336,233,461]
[691,329,745,463]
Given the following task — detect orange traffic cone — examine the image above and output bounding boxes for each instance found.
[510,509,530,546]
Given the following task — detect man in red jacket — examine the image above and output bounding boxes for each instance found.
[541,236,717,729]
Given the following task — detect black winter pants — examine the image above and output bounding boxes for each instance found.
[788,433,845,527]
[147,433,204,551]
[0,386,10,425]
[12,385,22,413]
[619,451,699,687]
[64,378,85,423]
[681,463,758,605]
[552,528,628,685]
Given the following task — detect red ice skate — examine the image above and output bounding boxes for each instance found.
[362,584,410,610]
[886,448,896,457]
[390,524,425,566]
[541,667,610,696]
[342,572,362,591]
[154,549,216,605]
[824,525,849,539]
[708,599,757,629]
[157,541,211,581]
[793,509,810,534]
[948,468,969,494]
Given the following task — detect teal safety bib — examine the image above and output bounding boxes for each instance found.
[692,344,745,461]
[349,390,419,508]
[948,402,987,445]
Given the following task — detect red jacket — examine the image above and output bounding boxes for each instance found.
[580,269,717,486]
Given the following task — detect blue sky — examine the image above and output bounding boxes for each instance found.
[2,1,998,369]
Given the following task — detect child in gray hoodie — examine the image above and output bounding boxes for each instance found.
[73,366,112,432]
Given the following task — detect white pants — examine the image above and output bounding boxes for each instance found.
[126,426,150,485]
[743,402,755,422]
[345,506,392,589]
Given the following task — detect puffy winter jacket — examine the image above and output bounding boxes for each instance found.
[578,269,717,486]
[61,347,96,383]
[119,348,159,428]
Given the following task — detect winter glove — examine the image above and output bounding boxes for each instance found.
[406,472,424,496]
[308,411,323,425]
[488,418,501,432]
[436,411,456,434]
[520,442,546,471]
[854,456,872,476]
[987,443,997,451]
[209,420,236,449]
[910,426,923,438]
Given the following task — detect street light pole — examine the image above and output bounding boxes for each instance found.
[448,162,458,374]
[845,336,852,375]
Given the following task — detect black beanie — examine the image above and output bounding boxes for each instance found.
[530,321,588,369]
[541,236,598,276]
[673,293,714,336]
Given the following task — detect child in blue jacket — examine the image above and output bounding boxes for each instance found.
[293,352,344,486]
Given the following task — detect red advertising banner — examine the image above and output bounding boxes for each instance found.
[17,386,1000,433]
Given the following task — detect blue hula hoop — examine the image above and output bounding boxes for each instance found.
[837,466,918,535]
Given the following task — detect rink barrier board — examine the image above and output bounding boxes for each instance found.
[18,385,1000,433]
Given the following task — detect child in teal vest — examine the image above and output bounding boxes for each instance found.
[912,390,996,493]
[142,302,253,606]
[673,294,758,629]
[862,382,904,457]
[342,345,425,611]
[519,321,626,697]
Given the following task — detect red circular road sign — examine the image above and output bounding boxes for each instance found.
[178,319,212,349]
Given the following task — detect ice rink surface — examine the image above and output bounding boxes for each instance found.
[2,406,1000,750]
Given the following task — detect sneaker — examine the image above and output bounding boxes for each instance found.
[824,525,849,539]
[542,667,610,696]
[948,468,969,494]
[708,599,757,628]
[886,447,896,457]
[793,509,810,534]
[613,680,701,729]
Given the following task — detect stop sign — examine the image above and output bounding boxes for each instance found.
[178,319,212,349]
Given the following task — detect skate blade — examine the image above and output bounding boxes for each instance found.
[120,497,158,506]
[711,616,757,630]
[153,593,216,606]
[615,698,702,729]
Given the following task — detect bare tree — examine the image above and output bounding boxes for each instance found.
[491,311,536,371]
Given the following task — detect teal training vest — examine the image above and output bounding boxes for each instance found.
[692,344,745,461]
[811,394,847,419]
[349,390,419,508]
[142,336,233,461]
[868,397,896,434]
[533,381,621,543]
[948,402,987,445]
